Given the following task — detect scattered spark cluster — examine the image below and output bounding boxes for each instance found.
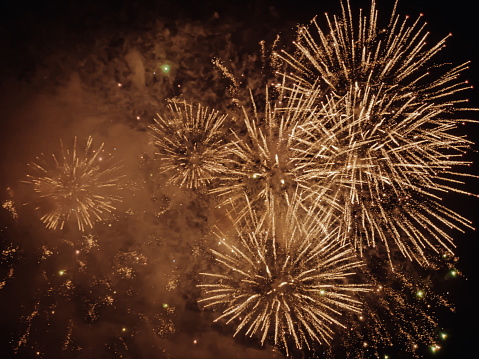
[322,263,455,359]
[24,136,123,231]
[1,189,187,358]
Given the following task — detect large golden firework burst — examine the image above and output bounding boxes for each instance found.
[199,196,370,354]
[273,0,476,266]
[211,87,340,222]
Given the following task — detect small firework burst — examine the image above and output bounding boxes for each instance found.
[25,136,123,231]
[149,99,230,190]
[199,197,369,354]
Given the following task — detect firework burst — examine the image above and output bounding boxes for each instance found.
[272,0,476,266]
[199,197,370,354]
[149,100,230,190]
[292,89,475,265]
[211,87,340,221]
[25,136,123,231]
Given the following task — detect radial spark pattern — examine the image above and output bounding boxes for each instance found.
[211,87,340,220]
[199,199,369,354]
[292,90,475,264]
[273,0,476,265]
[25,137,123,231]
[149,100,230,189]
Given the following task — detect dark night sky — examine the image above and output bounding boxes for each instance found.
[0,1,478,358]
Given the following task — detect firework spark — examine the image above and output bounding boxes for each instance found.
[149,100,230,190]
[273,0,476,265]
[199,197,370,354]
[25,136,123,231]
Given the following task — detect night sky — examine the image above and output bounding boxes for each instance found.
[0,0,478,358]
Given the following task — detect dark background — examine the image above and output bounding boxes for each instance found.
[0,0,478,358]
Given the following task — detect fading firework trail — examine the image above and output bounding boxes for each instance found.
[274,0,476,265]
[25,136,123,231]
[149,99,230,190]
[199,197,370,354]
